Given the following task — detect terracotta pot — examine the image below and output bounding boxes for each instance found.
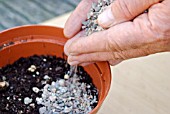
[0,25,111,114]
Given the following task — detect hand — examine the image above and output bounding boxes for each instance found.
[64,0,170,66]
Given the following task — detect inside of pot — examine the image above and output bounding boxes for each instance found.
[0,35,103,101]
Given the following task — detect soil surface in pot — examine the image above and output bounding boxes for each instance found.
[0,55,98,114]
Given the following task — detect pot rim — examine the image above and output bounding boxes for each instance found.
[0,25,112,114]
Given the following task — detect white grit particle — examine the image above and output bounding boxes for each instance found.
[24,97,32,105]
[27,65,37,72]
[64,74,70,80]
[32,87,40,93]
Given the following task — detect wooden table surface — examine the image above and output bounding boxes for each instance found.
[0,0,80,31]
[41,12,170,114]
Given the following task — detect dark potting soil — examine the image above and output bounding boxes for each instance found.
[0,55,98,114]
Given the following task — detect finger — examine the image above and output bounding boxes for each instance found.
[67,52,120,65]
[67,40,165,66]
[97,0,161,28]
[64,31,85,56]
[64,20,151,56]
[64,30,110,56]
[64,0,97,38]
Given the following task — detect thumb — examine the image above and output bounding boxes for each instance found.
[97,0,160,28]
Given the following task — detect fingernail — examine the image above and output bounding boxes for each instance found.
[97,7,114,28]
[69,61,79,66]
[64,39,73,56]
[64,27,72,38]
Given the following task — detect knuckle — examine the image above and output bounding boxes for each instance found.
[106,30,123,52]
[111,51,127,60]
[148,12,170,40]
[110,52,118,60]
[115,0,134,20]
[117,51,128,60]
[105,32,113,51]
